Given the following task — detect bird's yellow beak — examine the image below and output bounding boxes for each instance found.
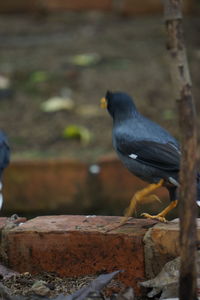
[100,97,107,109]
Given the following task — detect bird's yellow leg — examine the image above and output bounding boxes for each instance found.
[141,200,178,223]
[140,194,161,203]
[120,179,164,226]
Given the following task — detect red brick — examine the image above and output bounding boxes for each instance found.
[118,0,193,15]
[5,216,157,295]
[3,160,88,214]
[0,217,26,264]
[3,157,172,217]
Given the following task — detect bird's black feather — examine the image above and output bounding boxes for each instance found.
[117,140,180,172]
[0,132,10,178]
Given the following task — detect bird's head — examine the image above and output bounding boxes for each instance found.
[100,91,137,121]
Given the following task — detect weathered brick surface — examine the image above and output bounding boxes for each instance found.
[5,216,157,295]
[143,218,200,278]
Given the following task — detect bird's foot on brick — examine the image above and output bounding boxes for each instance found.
[122,180,164,219]
[141,213,167,223]
[141,200,178,223]
[119,194,161,226]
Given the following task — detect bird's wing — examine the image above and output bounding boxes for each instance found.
[0,137,10,170]
[117,139,180,172]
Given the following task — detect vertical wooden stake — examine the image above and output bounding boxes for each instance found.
[162,1,197,299]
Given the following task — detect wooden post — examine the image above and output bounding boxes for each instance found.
[162,1,197,299]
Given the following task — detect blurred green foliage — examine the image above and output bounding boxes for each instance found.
[63,125,92,145]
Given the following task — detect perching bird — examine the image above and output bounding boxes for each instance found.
[101,91,200,222]
[0,131,10,210]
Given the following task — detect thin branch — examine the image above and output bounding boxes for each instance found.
[162,0,198,299]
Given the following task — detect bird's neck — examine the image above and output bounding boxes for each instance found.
[113,109,138,124]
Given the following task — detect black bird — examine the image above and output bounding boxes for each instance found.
[101,91,200,222]
[0,131,10,209]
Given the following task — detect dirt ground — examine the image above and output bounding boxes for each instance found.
[1,271,129,299]
[1,272,96,298]
[0,12,200,163]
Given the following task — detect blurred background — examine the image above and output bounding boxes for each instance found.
[0,0,200,218]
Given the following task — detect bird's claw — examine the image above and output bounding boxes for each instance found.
[141,213,167,223]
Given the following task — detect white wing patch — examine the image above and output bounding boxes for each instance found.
[197,201,200,207]
[168,177,179,187]
[129,154,138,159]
